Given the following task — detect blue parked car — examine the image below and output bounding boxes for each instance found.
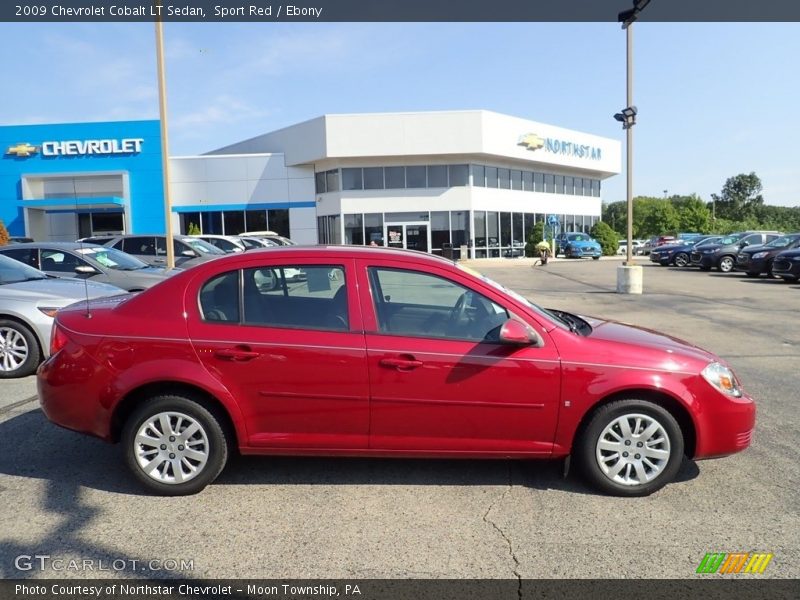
[555,232,602,260]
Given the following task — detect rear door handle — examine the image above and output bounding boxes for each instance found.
[379,356,423,370]
[215,347,259,362]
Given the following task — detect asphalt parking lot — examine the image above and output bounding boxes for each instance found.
[0,258,797,580]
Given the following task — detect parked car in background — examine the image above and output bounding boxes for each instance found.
[649,236,720,267]
[0,254,122,378]
[38,246,755,496]
[243,230,296,246]
[555,232,602,259]
[640,235,676,256]
[239,236,279,250]
[191,235,246,254]
[0,242,174,292]
[617,239,645,256]
[771,247,800,282]
[691,231,783,272]
[102,234,226,269]
[735,233,800,278]
[76,235,116,245]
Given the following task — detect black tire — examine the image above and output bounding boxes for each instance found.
[674,252,689,267]
[766,260,777,279]
[745,272,758,278]
[592,256,600,260]
[717,256,735,273]
[576,399,684,497]
[122,394,229,496]
[0,319,41,379]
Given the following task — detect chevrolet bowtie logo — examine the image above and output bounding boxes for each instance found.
[6,143,39,157]
[518,133,544,151]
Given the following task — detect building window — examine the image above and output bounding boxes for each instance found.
[544,174,554,194]
[406,166,426,188]
[449,165,469,186]
[384,166,405,189]
[202,212,223,235]
[574,177,584,196]
[473,211,487,251]
[451,211,469,257]
[593,179,601,197]
[500,212,511,247]
[487,212,500,257]
[471,165,485,187]
[315,172,326,194]
[427,165,448,188]
[498,168,511,190]
[363,167,384,190]
[431,211,450,253]
[364,213,384,245]
[522,171,533,192]
[224,211,246,235]
[180,212,202,235]
[268,209,290,237]
[246,209,268,232]
[485,167,498,188]
[564,176,574,195]
[344,213,364,245]
[325,169,340,193]
[554,175,564,194]
[511,170,523,191]
[342,168,363,191]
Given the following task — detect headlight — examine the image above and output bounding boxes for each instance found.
[752,252,768,259]
[701,362,742,398]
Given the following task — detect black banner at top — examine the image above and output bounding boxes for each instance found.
[3,0,800,23]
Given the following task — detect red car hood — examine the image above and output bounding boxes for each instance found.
[581,316,719,369]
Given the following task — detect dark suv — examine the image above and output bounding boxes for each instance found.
[735,233,800,278]
[690,231,783,272]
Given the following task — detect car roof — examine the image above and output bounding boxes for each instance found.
[199,244,456,266]
[0,241,105,250]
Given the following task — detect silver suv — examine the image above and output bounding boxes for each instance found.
[102,234,225,269]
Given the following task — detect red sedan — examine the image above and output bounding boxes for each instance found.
[37,247,755,496]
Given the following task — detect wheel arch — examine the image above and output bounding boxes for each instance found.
[572,388,697,459]
[109,381,239,450]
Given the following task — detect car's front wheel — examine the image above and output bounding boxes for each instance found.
[122,394,229,495]
[577,400,684,497]
[718,256,735,273]
[674,252,689,267]
[0,319,40,379]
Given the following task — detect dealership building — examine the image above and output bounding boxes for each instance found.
[1,110,620,259]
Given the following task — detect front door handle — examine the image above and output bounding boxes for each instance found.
[215,347,259,362]
[379,356,423,370]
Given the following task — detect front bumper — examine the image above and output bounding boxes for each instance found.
[735,255,767,274]
[565,246,601,258]
[689,379,756,459]
[772,257,800,278]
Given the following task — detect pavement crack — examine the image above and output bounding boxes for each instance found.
[482,464,522,599]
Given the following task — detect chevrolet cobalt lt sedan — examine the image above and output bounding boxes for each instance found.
[38,247,755,496]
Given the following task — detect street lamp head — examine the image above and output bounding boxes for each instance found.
[614,106,638,129]
[619,0,652,27]
[622,105,638,118]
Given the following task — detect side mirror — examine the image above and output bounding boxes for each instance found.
[739,241,750,248]
[181,249,198,258]
[74,265,99,275]
[498,319,541,346]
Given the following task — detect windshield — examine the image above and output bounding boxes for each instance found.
[693,236,720,247]
[75,246,149,270]
[0,253,48,284]
[717,234,744,245]
[568,234,591,242]
[765,235,799,248]
[456,263,569,331]
[184,238,226,255]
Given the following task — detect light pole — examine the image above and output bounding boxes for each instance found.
[154,14,176,269]
[614,0,650,294]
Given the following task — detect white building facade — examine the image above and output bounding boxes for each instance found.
[170,110,620,259]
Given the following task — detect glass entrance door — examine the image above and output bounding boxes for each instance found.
[384,222,429,253]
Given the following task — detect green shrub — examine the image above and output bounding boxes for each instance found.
[590,221,619,256]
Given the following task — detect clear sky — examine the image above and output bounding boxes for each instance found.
[2,21,798,207]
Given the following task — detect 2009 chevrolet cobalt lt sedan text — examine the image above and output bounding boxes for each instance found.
[38,247,755,496]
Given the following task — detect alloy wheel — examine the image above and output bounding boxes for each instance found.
[0,327,29,373]
[674,253,689,267]
[595,413,671,486]
[719,256,735,272]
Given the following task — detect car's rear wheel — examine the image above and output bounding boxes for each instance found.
[122,394,229,495]
[718,256,735,272]
[674,252,689,267]
[592,256,600,260]
[0,320,40,379]
[577,400,684,497]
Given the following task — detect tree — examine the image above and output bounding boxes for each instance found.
[0,220,9,246]
[710,173,764,221]
[640,200,680,238]
[590,221,619,256]
[671,194,712,233]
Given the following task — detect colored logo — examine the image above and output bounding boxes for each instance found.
[517,133,544,151]
[6,143,39,157]
[696,552,773,574]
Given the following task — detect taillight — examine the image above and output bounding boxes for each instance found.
[50,322,68,355]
